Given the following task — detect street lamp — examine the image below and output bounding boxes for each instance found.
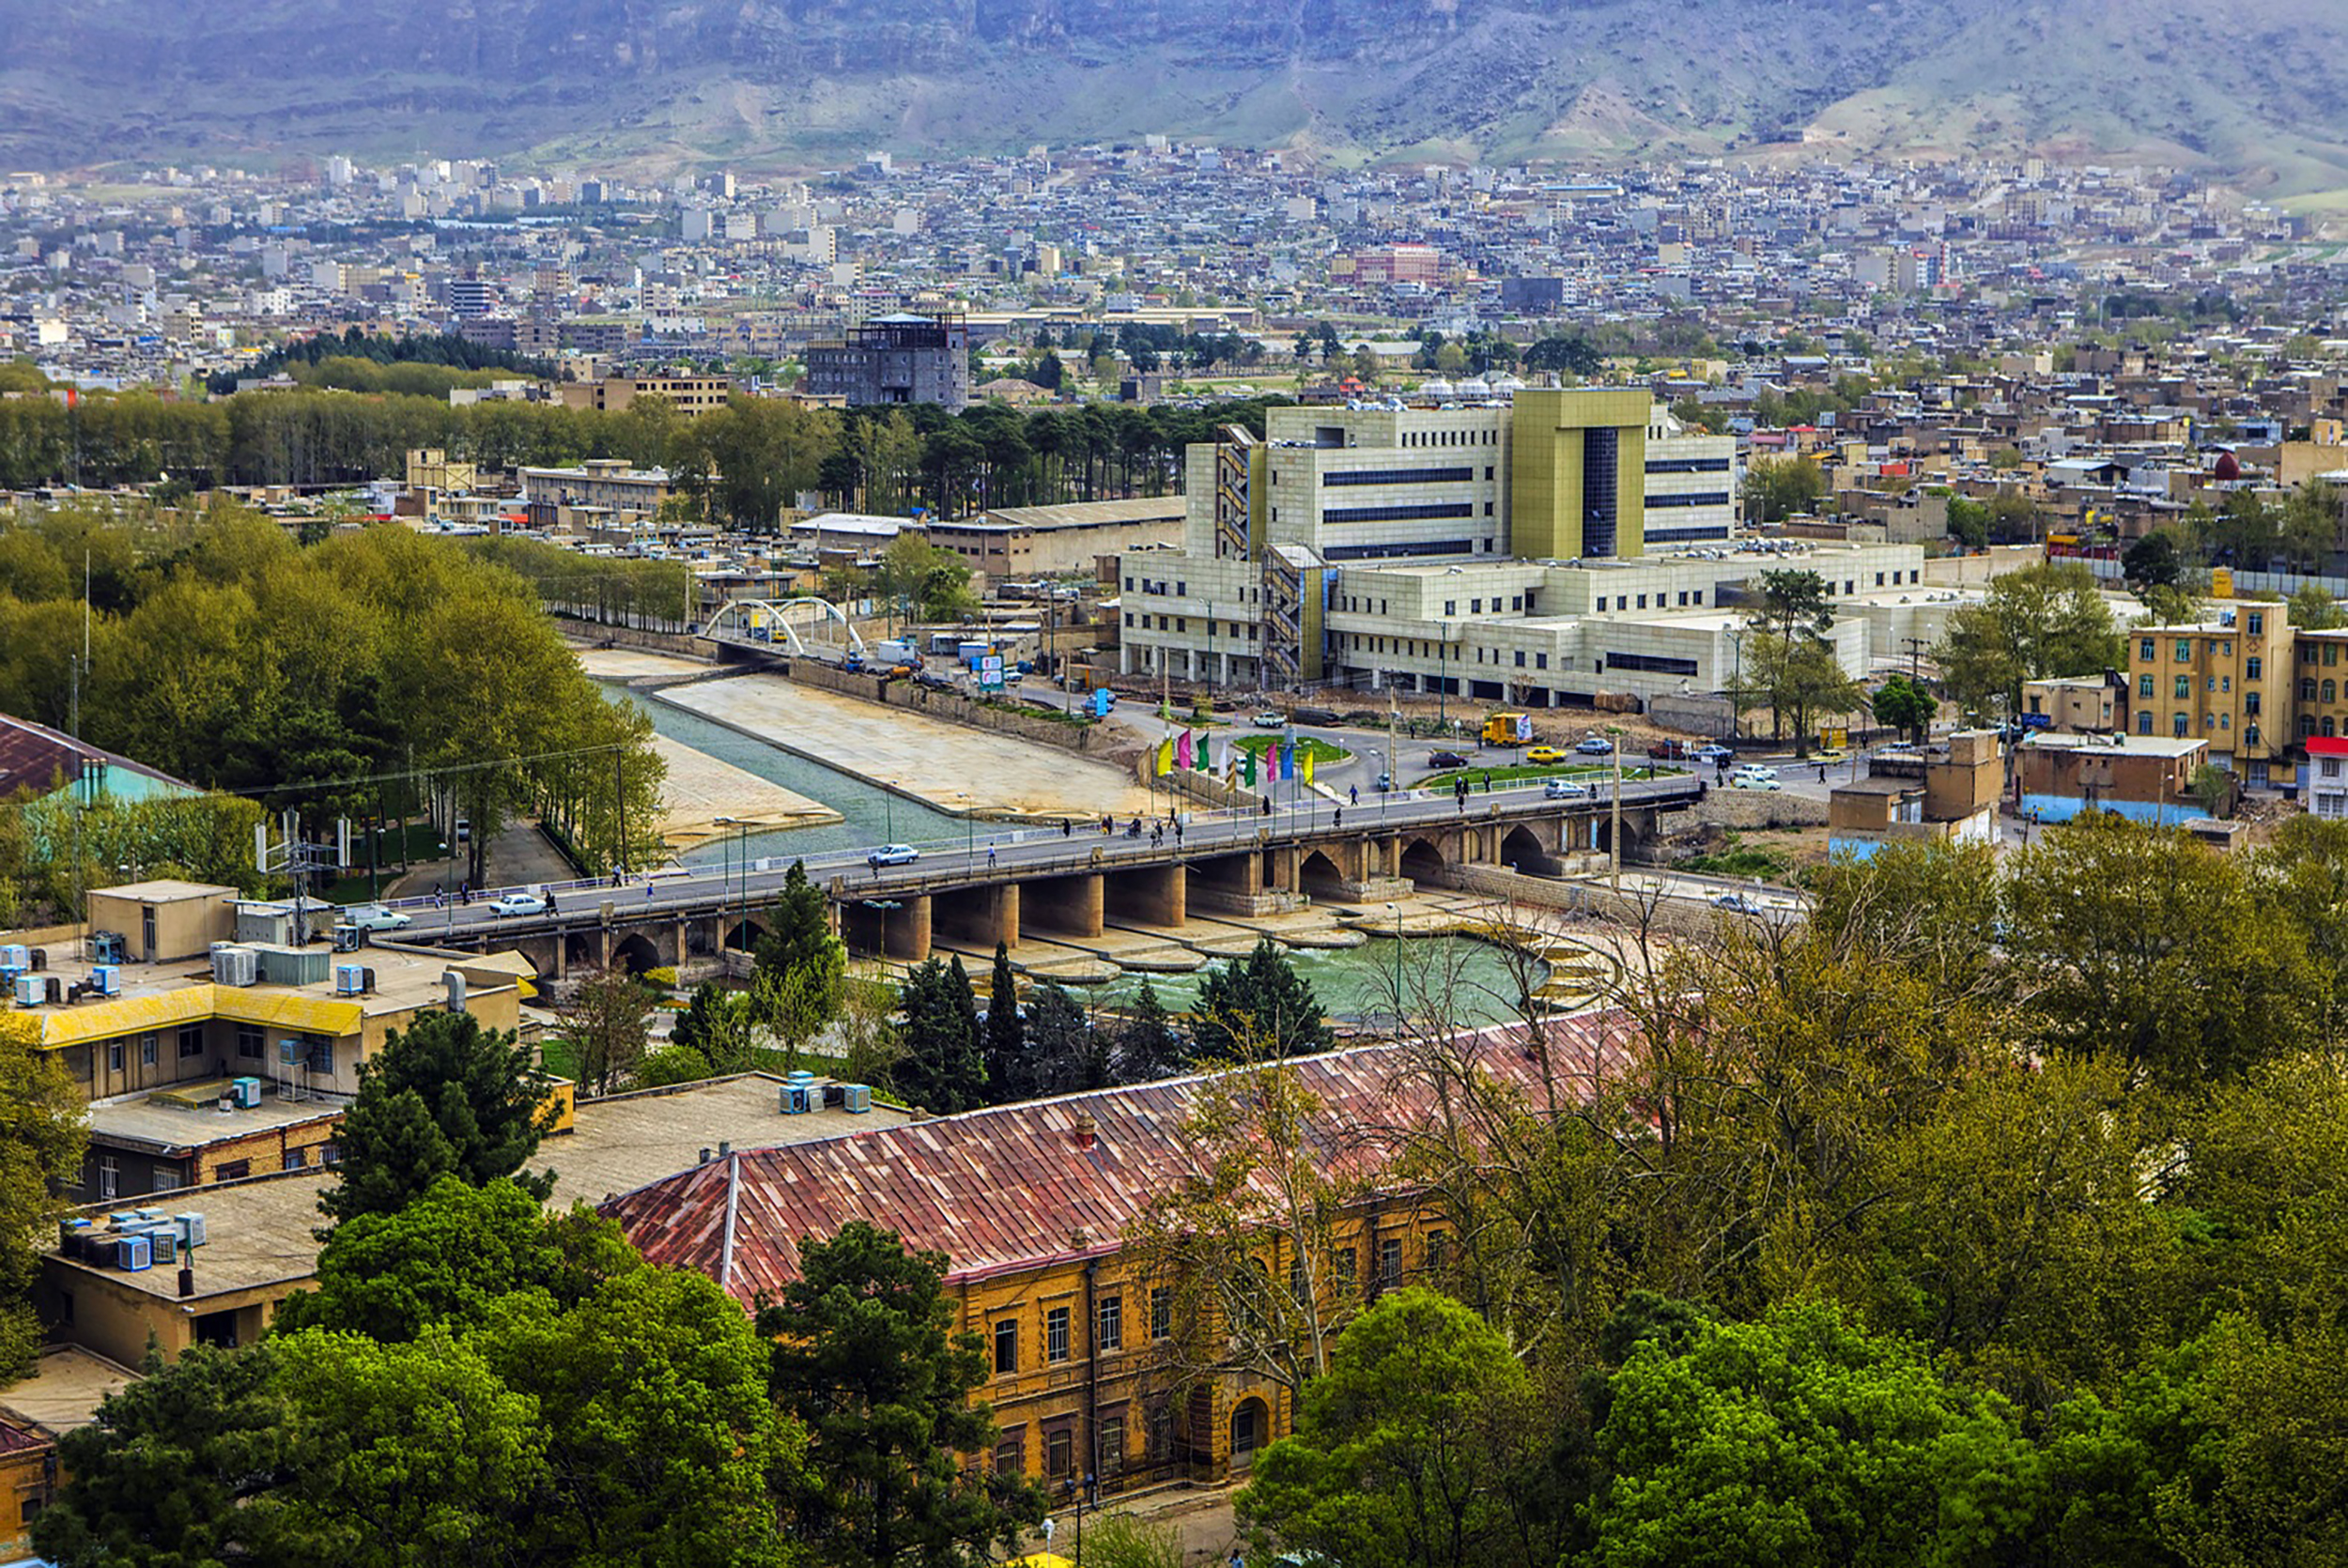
[1606,725,1626,896]
[712,816,745,960]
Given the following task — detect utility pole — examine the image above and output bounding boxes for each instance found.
[1901,636,1927,684]
[1609,726,1625,897]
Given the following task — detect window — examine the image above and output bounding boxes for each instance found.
[1537,653,1549,669]
[1101,1414,1126,1477]
[1097,1295,1122,1352]
[1426,1231,1450,1272]
[2326,680,2337,705]
[2139,673,2155,699]
[1321,465,1472,486]
[2176,639,2193,662]
[1046,1305,1071,1363]
[2249,611,2265,636]
[97,1157,117,1199]
[217,1160,251,1181]
[1515,651,1525,667]
[1321,501,1476,524]
[178,1024,205,1059]
[1377,1237,1403,1293]
[1471,599,1482,613]
[151,1169,183,1192]
[1636,594,1647,609]
[285,1146,307,1170]
[994,1435,1025,1478]
[140,1034,157,1068]
[2207,675,2217,693]
[107,1039,123,1074]
[2174,675,2191,700]
[308,1038,333,1077]
[2330,643,2341,668]
[1876,573,1886,587]
[995,1319,1018,1375]
[1335,1248,1356,1298]
[2174,714,2189,738]
[1444,600,1456,616]
[2306,678,2320,701]
[1151,1286,1171,1340]
[1149,1401,1174,1461]
[2325,760,2342,780]
[237,1026,264,1060]
[2248,691,2262,715]
[2248,656,2263,680]
[1046,1426,1074,1479]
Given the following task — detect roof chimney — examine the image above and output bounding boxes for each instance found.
[1073,1110,1098,1151]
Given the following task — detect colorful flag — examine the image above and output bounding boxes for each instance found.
[1301,747,1316,786]
[1242,747,1258,787]
[1281,740,1296,781]
[1156,737,1173,776]
[1176,730,1194,771]
[1194,735,1211,772]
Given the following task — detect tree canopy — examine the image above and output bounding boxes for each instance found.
[320,1010,558,1223]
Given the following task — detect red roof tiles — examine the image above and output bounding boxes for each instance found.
[601,1012,1640,1304]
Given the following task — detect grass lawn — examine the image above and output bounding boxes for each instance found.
[1421,762,1679,788]
[1234,734,1352,765]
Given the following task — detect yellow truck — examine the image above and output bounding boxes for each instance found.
[1482,711,1533,746]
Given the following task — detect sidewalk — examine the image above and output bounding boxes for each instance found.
[381,819,577,900]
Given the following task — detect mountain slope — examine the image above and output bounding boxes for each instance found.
[3,0,2345,191]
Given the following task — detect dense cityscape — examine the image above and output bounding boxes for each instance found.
[3,42,2348,1568]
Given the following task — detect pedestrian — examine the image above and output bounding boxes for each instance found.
[1262,796,1273,816]
[1350,784,1359,806]
[546,890,557,915]
[987,843,997,869]
[1334,807,1343,828]
[1062,819,1073,838]
[645,878,655,899]
[1103,814,1113,836]
[1174,820,1182,846]
[1817,762,1828,783]
[433,888,445,910]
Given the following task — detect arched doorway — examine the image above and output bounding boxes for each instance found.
[1501,824,1556,877]
[1229,1395,1272,1468]
[1299,850,1347,902]
[1400,838,1447,885]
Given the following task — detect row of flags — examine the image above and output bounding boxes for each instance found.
[1154,732,1315,787]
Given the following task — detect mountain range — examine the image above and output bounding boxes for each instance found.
[5,0,2348,196]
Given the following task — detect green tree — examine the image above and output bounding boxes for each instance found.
[1118,978,1187,1082]
[2004,814,2312,1087]
[896,956,985,1113]
[1741,455,1829,524]
[1870,673,1937,743]
[1946,495,1991,549]
[759,1221,1043,1568]
[1239,1287,1568,1568]
[1026,980,1103,1097]
[1934,562,2122,719]
[1192,937,1335,1062]
[554,966,650,1096]
[2288,580,2347,631]
[0,1015,85,1377]
[1750,633,1864,757]
[981,942,1029,1102]
[320,1009,557,1223]
[753,859,845,1038]
[1587,1299,2038,1568]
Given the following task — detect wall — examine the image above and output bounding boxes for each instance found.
[776,656,1122,758]
[1687,790,1830,830]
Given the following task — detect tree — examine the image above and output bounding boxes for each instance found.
[1026,981,1103,1098]
[753,859,845,1040]
[1028,351,1064,392]
[1192,937,1335,1062]
[1749,633,1864,757]
[0,1015,84,1377]
[1118,979,1187,1082]
[2186,761,2233,818]
[2123,530,2184,588]
[320,1009,557,1222]
[1740,456,1829,524]
[276,1176,637,1344]
[2288,580,2347,631]
[896,956,985,1114]
[1934,562,2123,719]
[1945,494,1990,549]
[1747,568,1834,642]
[555,966,650,1096]
[2004,814,2312,1087]
[1870,673,1936,743]
[1239,1287,1568,1568]
[982,941,1028,1102]
[1124,1061,1361,1398]
[760,1222,1043,1568]
[1587,1299,2038,1568]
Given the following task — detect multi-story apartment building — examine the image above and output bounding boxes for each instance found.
[804,313,971,411]
[557,373,734,416]
[2124,601,2288,784]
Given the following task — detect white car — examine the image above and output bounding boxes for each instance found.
[1713,891,1766,915]
[1728,774,1782,791]
[1253,711,1286,729]
[1543,777,1590,799]
[1733,763,1780,781]
[867,844,920,868]
[344,903,410,932]
[487,891,547,917]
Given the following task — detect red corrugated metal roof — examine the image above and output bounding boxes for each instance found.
[601,1013,1640,1303]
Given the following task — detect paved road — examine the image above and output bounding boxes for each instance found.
[378,774,1703,945]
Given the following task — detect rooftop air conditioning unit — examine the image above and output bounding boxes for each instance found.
[333,964,364,995]
[780,1083,813,1115]
[175,1212,208,1248]
[115,1233,152,1272]
[12,975,36,1007]
[90,965,121,996]
[841,1083,873,1114]
[0,944,27,969]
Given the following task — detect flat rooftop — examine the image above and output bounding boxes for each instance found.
[54,1169,332,1302]
[0,1345,140,1435]
[86,1081,348,1154]
[536,1071,915,1209]
[2025,732,2203,758]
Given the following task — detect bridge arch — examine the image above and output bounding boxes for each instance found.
[721,915,769,953]
[1400,838,1448,885]
[1501,824,1557,877]
[703,597,868,658]
[1299,849,1348,902]
[610,932,662,976]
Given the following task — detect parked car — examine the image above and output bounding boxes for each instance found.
[1713,891,1766,915]
[1253,711,1286,729]
[1733,763,1780,781]
[1525,745,1567,765]
[344,903,410,932]
[1543,777,1590,799]
[1573,733,1615,756]
[1728,774,1782,791]
[1429,749,1470,770]
[487,891,546,917]
[867,843,920,868]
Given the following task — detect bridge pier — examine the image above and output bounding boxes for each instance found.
[936,884,1020,950]
[1024,873,1104,939]
[885,896,933,962]
[1105,864,1186,927]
